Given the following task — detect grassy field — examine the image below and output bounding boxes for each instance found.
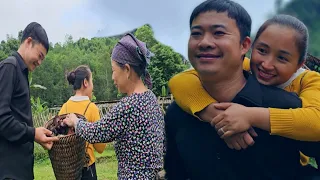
[34,145,118,180]
[33,138,317,180]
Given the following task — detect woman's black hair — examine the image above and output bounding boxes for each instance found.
[67,65,91,90]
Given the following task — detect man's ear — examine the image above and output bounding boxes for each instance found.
[24,37,33,46]
[241,36,251,56]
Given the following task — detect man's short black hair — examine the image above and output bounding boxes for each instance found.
[190,0,252,42]
[21,22,49,52]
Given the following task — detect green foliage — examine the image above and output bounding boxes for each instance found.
[29,72,48,115]
[135,25,189,95]
[309,157,318,169]
[149,43,188,95]
[34,143,49,162]
[91,92,97,102]
[0,35,19,61]
[135,24,158,48]
[29,73,47,90]
[29,36,120,106]
[31,96,48,115]
[161,85,167,97]
[0,24,187,106]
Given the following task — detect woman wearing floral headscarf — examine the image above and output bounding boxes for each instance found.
[64,33,165,179]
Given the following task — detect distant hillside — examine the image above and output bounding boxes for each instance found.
[95,24,188,63]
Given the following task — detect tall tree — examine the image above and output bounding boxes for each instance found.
[149,43,188,95]
[135,24,158,48]
[135,25,188,95]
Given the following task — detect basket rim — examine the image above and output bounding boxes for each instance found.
[307,53,320,63]
[44,113,86,137]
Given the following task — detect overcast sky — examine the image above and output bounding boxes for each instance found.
[0,0,290,57]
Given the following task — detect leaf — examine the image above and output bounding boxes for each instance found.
[31,84,47,90]
[28,73,33,85]
[308,157,318,169]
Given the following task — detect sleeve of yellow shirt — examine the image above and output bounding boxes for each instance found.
[91,104,107,154]
[168,57,251,117]
[242,57,251,71]
[269,71,320,141]
[168,69,216,117]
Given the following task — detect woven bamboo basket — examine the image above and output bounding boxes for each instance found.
[44,113,87,180]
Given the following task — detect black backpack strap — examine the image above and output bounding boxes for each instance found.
[65,103,68,113]
[65,100,90,115]
[1,56,18,66]
[299,71,309,89]
[83,101,92,168]
[83,102,92,116]
[1,56,18,92]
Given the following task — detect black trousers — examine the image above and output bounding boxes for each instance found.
[81,163,97,180]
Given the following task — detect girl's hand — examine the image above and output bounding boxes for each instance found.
[211,103,253,138]
[223,128,258,150]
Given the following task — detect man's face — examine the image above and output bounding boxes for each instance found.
[188,11,249,78]
[24,37,47,71]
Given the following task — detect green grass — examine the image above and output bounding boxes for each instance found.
[34,145,118,180]
[34,143,318,179]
